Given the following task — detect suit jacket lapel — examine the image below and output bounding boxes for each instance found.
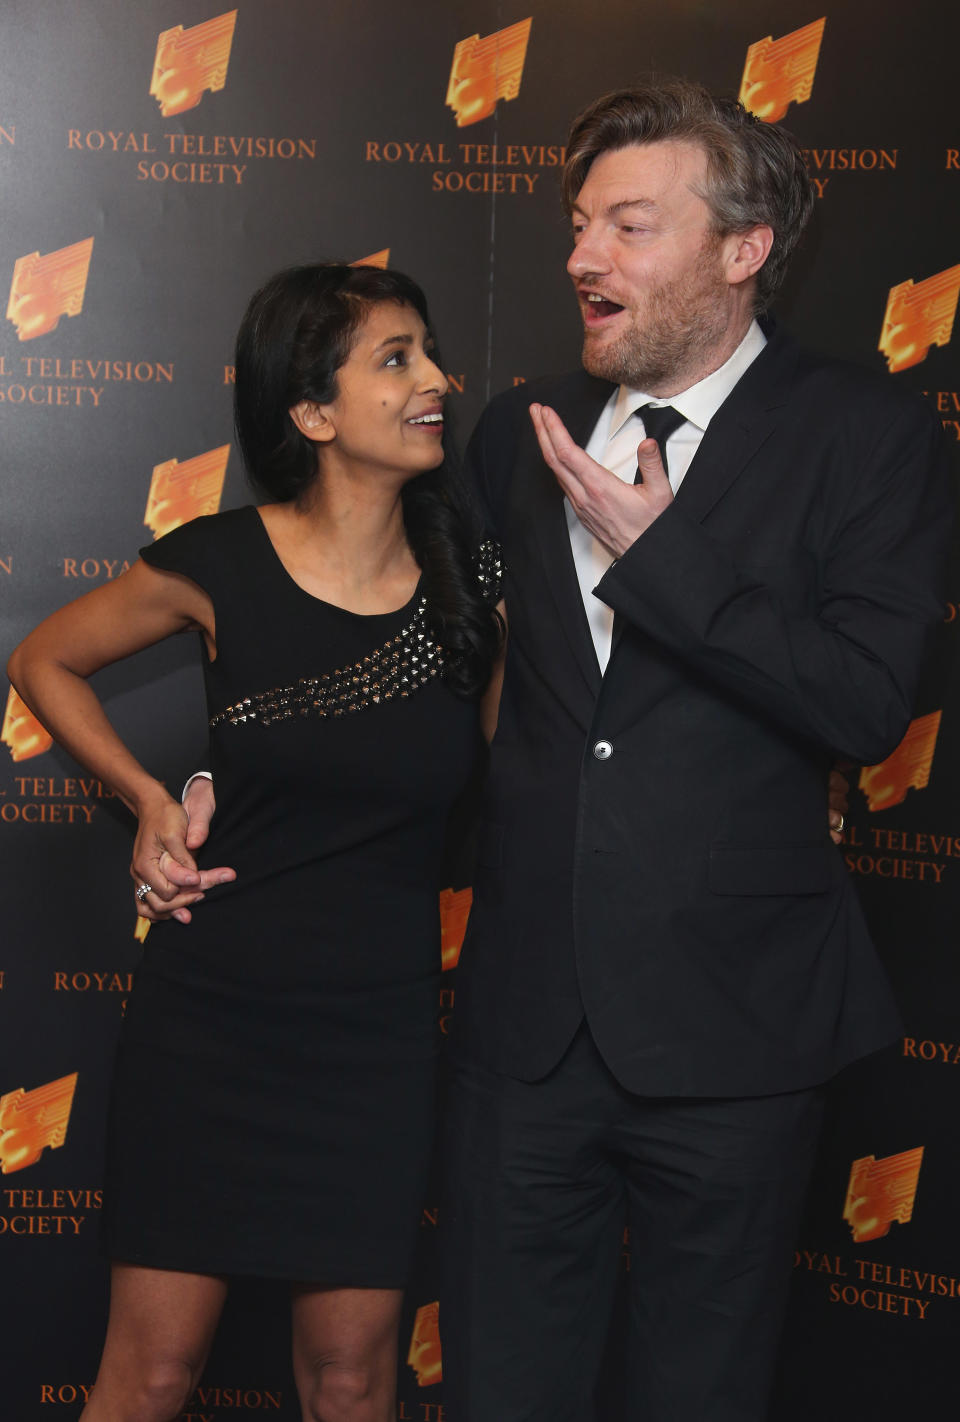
[528,373,613,706]
[675,321,798,523]
[607,324,797,665]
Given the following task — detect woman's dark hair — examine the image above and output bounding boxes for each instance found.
[234,263,502,697]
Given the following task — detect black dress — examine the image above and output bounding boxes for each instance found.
[103,506,491,1283]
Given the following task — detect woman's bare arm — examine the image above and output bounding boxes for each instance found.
[7,560,233,917]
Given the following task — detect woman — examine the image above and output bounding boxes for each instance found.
[7,264,504,1422]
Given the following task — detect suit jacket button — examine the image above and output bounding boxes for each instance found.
[593,739,613,760]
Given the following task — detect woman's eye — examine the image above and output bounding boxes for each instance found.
[384,350,406,367]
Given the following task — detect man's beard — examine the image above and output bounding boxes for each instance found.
[581,238,731,393]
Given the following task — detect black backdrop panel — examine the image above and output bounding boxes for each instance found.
[1,2,958,1417]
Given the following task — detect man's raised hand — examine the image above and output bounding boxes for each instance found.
[529,403,673,558]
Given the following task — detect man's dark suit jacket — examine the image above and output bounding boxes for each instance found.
[457,322,951,1098]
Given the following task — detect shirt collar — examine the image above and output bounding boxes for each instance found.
[608,319,767,438]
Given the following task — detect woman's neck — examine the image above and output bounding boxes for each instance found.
[259,472,420,613]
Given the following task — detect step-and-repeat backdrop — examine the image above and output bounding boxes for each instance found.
[1,2,957,1417]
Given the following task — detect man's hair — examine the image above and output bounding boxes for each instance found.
[562,76,815,309]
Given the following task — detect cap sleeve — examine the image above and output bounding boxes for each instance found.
[138,510,250,606]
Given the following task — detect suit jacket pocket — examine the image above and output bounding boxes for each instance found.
[708,843,834,896]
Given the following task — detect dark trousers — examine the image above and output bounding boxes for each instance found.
[442,1024,824,1422]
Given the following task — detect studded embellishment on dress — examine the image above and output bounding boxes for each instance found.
[209,541,503,731]
[210,597,442,729]
[476,538,503,605]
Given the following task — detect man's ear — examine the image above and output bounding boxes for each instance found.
[289,400,336,443]
[724,224,774,287]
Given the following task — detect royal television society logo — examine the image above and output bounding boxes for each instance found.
[40,1382,284,1409]
[0,1073,77,1175]
[879,265,960,373]
[145,445,230,541]
[150,10,237,117]
[446,18,533,128]
[68,12,314,187]
[407,1301,442,1387]
[1,240,174,408]
[1,687,52,764]
[738,17,826,123]
[366,19,558,193]
[439,886,472,972]
[366,20,559,196]
[859,711,941,812]
[844,710,954,887]
[352,249,390,269]
[843,1147,924,1244]
[438,886,471,1034]
[5,238,94,342]
[796,1145,956,1319]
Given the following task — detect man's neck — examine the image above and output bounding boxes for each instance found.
[644,314,756,399]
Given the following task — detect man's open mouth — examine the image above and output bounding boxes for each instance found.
[583,293,624,319]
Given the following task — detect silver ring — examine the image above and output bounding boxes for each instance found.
[834,814,844,834]
[135,882,153,903]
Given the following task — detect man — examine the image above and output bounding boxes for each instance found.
[146,78,949,1422]
[439,79,949,1421]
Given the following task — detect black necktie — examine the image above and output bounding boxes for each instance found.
[609,402,686,651]
[634,404,685,485]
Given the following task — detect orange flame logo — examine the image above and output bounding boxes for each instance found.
[739,18,826,123]
[879,266,960,373]
[439,886,472,972]
[0,1073,78,1174]
[6,238,94,342]
[2,686,53,763]
[351,249,391,270]
[150,10,238,117]
[446,18,532,128]
[407,1301,442,1387]
[843,1147,924,1243]
[859,711,941,811]
[145,445,230,541]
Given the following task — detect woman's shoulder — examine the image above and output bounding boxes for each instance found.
[137,506,265,600]
[139,505,259,568]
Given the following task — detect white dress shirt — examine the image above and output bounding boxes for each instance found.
[565,320,767,671]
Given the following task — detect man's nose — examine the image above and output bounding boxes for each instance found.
[567,227,609,279]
